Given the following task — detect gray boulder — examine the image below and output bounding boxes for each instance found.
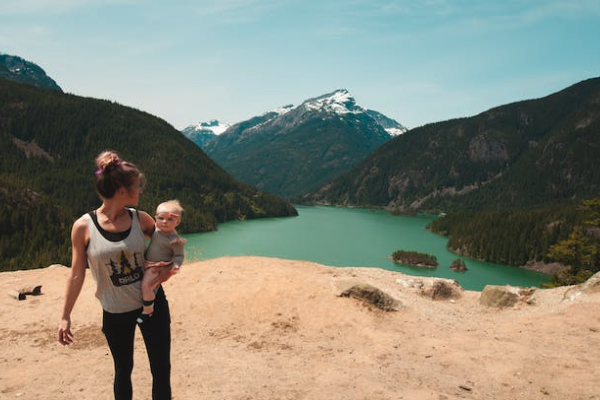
[340,284,401,311]
[480,285,537,308]
[563,271,600,301]
[420,278,463,300]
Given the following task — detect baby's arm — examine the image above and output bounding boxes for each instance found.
[170,236,186,272]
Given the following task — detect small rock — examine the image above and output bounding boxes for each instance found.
[420,279,463,300]
[450,259,468,272]
[395,277,423,289]
[479,285,537,308]
[563,270,600,301]
[340,284,401,311]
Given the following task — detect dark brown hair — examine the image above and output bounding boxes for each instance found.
[94,151,144,199]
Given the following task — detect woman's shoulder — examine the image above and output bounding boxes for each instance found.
[71,214,91,243]
[74,212,91,227]
[134,209,155,237]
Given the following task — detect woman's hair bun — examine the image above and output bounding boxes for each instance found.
[95,151,122,176]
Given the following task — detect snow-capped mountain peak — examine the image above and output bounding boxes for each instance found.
[385,127,407,136]
[364,110,408,136]
[181,90,407,147]
[272,104,294,116]
[303,89,364,115]
[186,119,230,135]
[181,119,231,148]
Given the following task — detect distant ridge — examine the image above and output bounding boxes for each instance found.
[0,52,62,91]
[309,77,600,212]
[181,120,230,148]
[199,89,407,197]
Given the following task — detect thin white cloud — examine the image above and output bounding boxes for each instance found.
[150,0,298,23]
[333,0,600,23]
[120,0,301,31]
[189,0,281,16]
[511,0,600,24]
[453,0,600,29]
[356,0,600,38]
[0,24,51,56]
[0,0,140,15]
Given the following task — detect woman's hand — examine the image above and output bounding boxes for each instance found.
[58,318,74,345]
[149,263,178,285]
[145,261,180,274]
[145,260,171,268]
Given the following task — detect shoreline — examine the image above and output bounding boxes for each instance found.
[521,260,567,275]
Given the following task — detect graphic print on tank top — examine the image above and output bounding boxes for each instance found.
[107,250,144,286]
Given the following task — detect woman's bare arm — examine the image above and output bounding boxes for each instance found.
[58,217,88,345]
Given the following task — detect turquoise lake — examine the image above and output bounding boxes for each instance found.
[183,205,549,291]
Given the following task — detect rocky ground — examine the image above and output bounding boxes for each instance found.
[1,256,599,400]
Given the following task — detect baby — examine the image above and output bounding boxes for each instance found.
[137,200,186,324]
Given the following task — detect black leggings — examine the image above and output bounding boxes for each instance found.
[102,286,171,400]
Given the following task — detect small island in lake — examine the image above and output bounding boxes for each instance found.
[390,250,439,268]
[450,259,468,272]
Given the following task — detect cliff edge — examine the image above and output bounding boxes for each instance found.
[1,257,598,399]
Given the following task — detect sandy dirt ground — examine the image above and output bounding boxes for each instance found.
[1,256,599,400]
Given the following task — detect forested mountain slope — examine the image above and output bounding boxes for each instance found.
[0,78,296,271]
[310,77,600,212]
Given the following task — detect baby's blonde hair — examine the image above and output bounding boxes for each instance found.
[156,199,184,218]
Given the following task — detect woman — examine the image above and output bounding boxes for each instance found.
[58,150,176,400]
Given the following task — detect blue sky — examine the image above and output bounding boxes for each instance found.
[1,0,599,130]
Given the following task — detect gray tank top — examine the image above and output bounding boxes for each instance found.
[84,208,146,313]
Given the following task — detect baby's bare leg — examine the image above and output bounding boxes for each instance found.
[138,267,159,324]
